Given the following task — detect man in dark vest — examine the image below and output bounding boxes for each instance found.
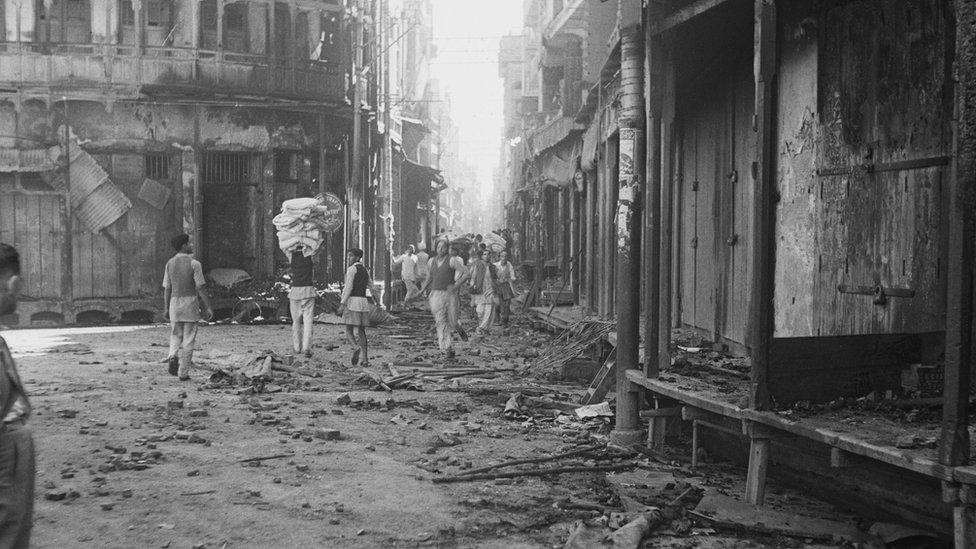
[0,243,34,548]
[421,239,469,359]
[289,248,316,358]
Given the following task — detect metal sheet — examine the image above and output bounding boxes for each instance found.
[67,142,132,232]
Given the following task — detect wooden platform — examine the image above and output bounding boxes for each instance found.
[626,369,954,481]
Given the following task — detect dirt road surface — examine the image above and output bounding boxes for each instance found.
[5,315,868,548]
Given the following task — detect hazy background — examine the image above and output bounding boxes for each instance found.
[430,0,523,204]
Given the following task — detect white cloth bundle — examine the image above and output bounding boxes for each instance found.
[275,197,329,259]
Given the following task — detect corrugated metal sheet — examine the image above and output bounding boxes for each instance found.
[0,148,58,172]
[67,142,132,232]
[137,178,170,210]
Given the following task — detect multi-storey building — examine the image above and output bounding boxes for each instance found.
[0,0,352,325]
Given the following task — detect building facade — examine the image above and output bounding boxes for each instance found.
[0,0,352,325]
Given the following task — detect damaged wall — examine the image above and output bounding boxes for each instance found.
[774,0,951,338]
[0,98,349,324]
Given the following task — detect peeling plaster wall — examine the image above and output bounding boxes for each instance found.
[774,0,951,337]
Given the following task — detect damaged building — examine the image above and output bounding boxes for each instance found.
[0,0,352,325]
[502,0,976,543]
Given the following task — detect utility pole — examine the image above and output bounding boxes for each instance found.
[380,0,394,309]
[610,0,645,447]
[349,0,364,251]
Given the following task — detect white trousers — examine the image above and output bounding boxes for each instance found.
[429,290,460,350]
[290,297,315,353]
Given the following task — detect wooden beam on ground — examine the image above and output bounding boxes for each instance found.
[747,0,776,411]
[650,0,738,35]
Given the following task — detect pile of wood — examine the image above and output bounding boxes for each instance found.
[355,363,517,392]
[523,321,614,377]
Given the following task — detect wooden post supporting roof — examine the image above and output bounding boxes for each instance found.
[644,8,662,380]
[940,0,976,471]
[748,0,776,411]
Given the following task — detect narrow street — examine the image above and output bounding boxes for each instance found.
[10,313,874,548]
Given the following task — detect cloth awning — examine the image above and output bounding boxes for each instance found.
[402,159,445,191]
[581,119,600,171]
[533,140,579,187]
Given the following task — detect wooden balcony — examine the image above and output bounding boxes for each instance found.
[0,42,347,103]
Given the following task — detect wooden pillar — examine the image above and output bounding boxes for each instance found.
[133,0,143,49]
[659,49,677,371]
[939,0,976,471]
[585,170,596,311]
[745,436,770,505]
[267,1,275,61]
[644,21,663,378]
[748,0,777,410]
[190,0,200,49]
[215,0,224,51]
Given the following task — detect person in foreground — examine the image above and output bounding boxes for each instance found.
[421,240,470,359]
[163,234,213,381]
[0,243,34,549]
[338,248,377,367]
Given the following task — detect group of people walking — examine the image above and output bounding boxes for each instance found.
[394,235,516,359]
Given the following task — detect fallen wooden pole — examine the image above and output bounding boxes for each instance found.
[687,510,835,543]
[432,462,637,484]
[181,489,218,496]
[238,454,295,463]
[460,444,605,476]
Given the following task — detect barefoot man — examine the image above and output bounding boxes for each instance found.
[421,240,469,359]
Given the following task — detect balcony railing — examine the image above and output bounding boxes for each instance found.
[0,42,347,102]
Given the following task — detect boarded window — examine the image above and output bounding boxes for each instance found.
[199,0,217,49]
[120,0,135,26]
[273,150,300,182]
[0,173,14,193]
[145,153,170,180]
[201,152,250,185]
[146,0,171,27]
[223,2,247,52]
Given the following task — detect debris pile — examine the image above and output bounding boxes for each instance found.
[522,322,613,379]
[203,351,324,393]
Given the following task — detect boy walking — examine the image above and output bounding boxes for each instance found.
[0,242,35,549]
[163,234,212,381]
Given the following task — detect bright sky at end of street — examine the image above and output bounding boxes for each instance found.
[431,0,523,203]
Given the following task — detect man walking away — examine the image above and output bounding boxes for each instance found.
[421,240,469,359]
[0,243,35,549]
[415,243,430,283]
[494,250,516,326]
[163,234,213,381]
[289,247,316,358]
[392,245,420,305]
[470,249,497,334]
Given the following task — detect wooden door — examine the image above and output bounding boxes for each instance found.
[0,191,65,299]
[201,152,254,271]
[723,78,756,344]
[677,77,753,345]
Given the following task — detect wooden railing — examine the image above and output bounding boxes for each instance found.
[0,42,347,101]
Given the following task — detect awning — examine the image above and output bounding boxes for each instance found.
[581,119,600,171]
[533,142,578,187]
[402,159,445,192]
